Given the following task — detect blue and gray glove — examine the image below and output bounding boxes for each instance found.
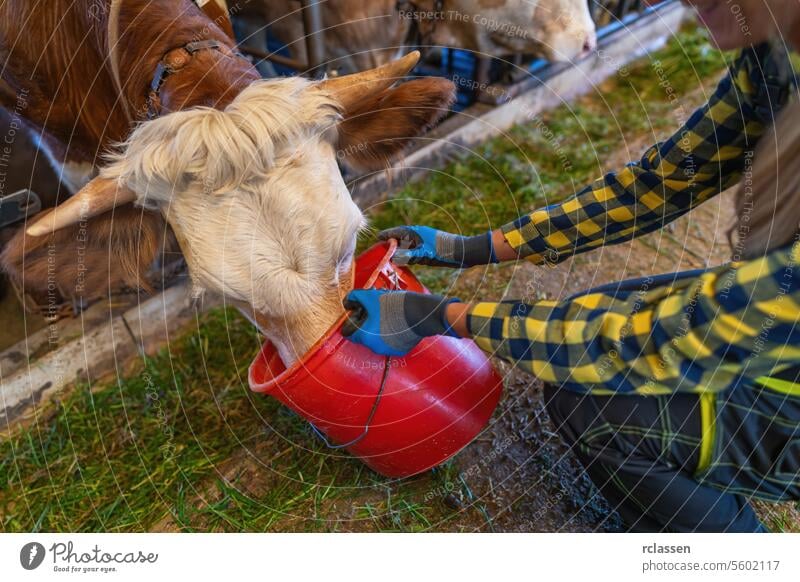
[342,289,461,356]
[379,225,498,268]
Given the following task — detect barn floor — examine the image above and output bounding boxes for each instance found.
[2,25,799,533]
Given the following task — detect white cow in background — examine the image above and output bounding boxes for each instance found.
[246,0,597,73]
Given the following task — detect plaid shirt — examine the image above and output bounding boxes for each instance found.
[467,43,799,396]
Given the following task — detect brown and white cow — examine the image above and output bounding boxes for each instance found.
[255,0,597,73]
[249,0,412,73]
[0,0,454,364]
[420,0,597,61]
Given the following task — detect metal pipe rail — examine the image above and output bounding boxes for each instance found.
[237,0,326,74]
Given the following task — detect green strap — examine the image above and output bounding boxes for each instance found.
[754,375,800,396]
[695,376,798,474]
[696,392,717,475]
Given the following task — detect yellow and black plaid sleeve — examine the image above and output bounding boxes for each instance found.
[502,43,794,264]
[467,241,800,395]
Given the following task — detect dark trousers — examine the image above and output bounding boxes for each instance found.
[544,270,800,532]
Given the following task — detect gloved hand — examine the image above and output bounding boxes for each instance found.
[342,289,461,356]
[378,225,498,268]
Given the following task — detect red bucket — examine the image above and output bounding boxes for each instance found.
[248,240,503,478]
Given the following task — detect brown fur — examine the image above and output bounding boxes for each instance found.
[0,1,259,303]
[0,0,454,305]
[337,77,456,171]
[256,0,411,73]
[112,2,259,116]
[1,205,163,305]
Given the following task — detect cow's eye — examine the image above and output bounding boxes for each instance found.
[343,243,354,257]
[337,249,354,269]
[337,239,356,270]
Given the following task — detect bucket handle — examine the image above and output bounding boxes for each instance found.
[310,244,401,450]
[308,355,391,450]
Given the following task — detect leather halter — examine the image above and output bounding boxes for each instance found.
[144,39,246,119]
[107,0,247,122]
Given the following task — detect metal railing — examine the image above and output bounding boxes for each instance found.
[237,0,325,74]
[236,0,675,91]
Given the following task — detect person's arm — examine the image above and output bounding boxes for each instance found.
[383,45,791,268]
[461,242,800,394]
[502,43,793,265]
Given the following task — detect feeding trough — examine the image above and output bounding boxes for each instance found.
[249,240,504,478]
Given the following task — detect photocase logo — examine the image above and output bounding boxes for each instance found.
[20,542,46,570]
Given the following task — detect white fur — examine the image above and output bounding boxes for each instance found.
[428,0,596,62]
[103,78,365,364]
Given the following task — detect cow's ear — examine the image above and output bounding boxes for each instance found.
[335,78,455,172]
[2,205,164,301]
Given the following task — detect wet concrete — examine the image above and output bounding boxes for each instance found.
[443,365,623,532]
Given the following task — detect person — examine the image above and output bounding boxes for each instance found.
[342,0,800,532]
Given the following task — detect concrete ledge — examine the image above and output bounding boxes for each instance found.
[0,284,215,428]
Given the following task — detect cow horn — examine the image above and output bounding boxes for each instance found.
[318,51,421,110]
[26,176,137,237]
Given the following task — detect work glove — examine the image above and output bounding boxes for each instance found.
[379,225,498,268]
[342,289,461,357]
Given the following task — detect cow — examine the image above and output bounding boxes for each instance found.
[252,0,597,73]
[247,0,412,73]
[0,0,455,364]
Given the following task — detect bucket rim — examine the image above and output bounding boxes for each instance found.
[248,239,399,394]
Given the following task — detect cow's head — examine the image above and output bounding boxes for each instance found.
[27,52,455,364]
[418,0,596,62]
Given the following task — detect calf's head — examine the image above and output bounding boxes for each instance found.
[420,0,596,62]
[27,53,455,364]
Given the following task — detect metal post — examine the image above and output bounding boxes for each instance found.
[300,0,325,74]
[236,45,309,71]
